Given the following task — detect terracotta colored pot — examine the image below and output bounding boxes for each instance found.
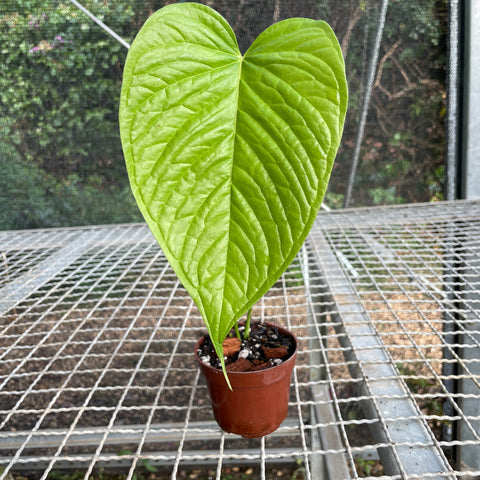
[194,324,297,438]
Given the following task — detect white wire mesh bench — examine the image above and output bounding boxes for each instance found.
[1,200,479,479]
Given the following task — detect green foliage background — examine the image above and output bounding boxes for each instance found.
[1,0,144,228]
[0,0,447,230]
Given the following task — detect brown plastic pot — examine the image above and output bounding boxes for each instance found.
[194,323,297,438]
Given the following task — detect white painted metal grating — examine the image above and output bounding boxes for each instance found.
[0,200,479,479]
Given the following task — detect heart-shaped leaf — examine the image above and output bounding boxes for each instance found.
[119,3,347,360]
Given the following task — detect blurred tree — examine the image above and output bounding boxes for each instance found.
[325,0,447,206]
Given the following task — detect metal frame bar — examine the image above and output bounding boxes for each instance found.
[307,228,454,478]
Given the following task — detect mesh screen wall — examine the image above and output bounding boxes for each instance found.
[1,0,447,229]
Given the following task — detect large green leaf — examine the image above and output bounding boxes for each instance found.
[119,3,347,359]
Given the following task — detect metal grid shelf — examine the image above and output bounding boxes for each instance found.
[0,200,479,479]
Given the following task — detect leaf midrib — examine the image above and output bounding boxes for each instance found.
[216,52,244,341]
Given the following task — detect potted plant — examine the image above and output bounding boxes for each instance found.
[119,2,347,437]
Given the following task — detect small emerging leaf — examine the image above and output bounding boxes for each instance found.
[120,3,347,365]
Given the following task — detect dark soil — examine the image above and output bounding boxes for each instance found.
[197,321,295,372]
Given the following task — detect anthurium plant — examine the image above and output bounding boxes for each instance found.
[119,2,347,381]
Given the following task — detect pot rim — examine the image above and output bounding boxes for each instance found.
[194,321,298,376]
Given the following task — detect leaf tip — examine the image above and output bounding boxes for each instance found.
[213,340,233,390]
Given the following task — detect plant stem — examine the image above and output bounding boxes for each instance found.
[234,322,241,340]
[244,308,252,339]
